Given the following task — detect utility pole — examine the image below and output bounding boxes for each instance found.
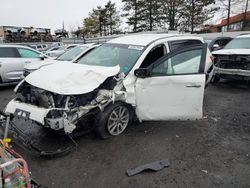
[242,0,249,30]
[227,0,231,31]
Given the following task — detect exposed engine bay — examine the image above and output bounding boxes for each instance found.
[5,73,127,134]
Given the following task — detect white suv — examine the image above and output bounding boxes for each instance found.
[0,45,48,85]
[212,34,250,82]
[5,34,213,138]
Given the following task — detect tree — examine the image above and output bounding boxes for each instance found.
[122,0,145,32]
[83,14,100,37]
[160,0,185,30]
[105,1,121,35]
[122,0,165,31]
[242,0,249,30]
[140,0,164,31]
[83,1,120,37]
[181,0,218,32]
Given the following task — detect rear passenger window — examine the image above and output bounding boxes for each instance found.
[17,48,40,58]
[168,40,202,51]
[0,47,20,58]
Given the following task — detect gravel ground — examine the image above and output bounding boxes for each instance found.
[0,80,250,188]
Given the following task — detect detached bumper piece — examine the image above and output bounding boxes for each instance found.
[0,110,77,158]
[126,159,170,177]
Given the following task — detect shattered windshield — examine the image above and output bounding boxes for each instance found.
[56,46,87,61]
[224,38,250,49]
[78,43,144,73]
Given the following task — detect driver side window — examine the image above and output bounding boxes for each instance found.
[152,48,202,76]
[140,44,166,68]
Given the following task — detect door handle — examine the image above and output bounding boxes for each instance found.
[186,85,201,88]
[24,61,31,64]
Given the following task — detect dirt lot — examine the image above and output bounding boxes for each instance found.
[0,81,250,188]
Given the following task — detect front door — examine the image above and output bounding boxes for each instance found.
[135,44,207,121]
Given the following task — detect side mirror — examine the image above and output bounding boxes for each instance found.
[39,54,46,60]
[134,68,150,78]
[212,44,221,51]
[213,44,219,48]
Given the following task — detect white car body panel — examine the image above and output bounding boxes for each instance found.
[25,62,120,95]
[135,74,205,120]
[0,58,23,82]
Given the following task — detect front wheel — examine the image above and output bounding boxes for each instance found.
[95,102,132,139]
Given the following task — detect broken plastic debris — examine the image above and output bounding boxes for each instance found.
[201,170,208,174]
[126,159,170,177]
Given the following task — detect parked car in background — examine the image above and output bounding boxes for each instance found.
[208,37,233,52]
[0,45,49,85]
[212,34,250,82]
[23,43,99,76]
[5,34,213,139]
[45,44,78,57]
[30,44,49,52]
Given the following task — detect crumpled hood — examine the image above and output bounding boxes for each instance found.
[25,62,120,95]
[25,59,62,70]
[212,49,250,55]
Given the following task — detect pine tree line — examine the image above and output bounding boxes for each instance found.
[78,0,246,37]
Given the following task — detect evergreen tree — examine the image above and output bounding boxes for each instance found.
[83,1,120,37]
[160,0,184,30]
[122,0,145,32]
[181,0,217,32]
[140,0,165,31]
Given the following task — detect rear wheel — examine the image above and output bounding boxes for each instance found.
[95,102,133,139]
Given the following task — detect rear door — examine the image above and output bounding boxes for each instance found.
[0,47,22,82]
[16,47,42,70]
[135,44,207,121]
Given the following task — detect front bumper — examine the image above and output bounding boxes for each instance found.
[4,98,94,134]
[5,99,50,125]
[214,66,250,77]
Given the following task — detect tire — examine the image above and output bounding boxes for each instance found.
[211,75,220,83]
[95,101,133,139]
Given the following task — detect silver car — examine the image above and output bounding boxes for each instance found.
[0,44,48,85]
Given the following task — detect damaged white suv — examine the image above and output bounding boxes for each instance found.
[4,34,213,138]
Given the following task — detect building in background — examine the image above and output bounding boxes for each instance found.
[201,11,250,33]
[0,26,52,43]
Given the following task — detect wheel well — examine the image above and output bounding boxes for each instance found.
[111,101,137,122]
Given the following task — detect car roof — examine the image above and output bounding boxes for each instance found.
[107,34,203,46]
[0,44,42,52]
[0,44,34,48]
[214,36,233,39]
[236,34,250,38]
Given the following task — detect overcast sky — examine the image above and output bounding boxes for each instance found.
[0,0,122,33]
[0,0,247,34]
